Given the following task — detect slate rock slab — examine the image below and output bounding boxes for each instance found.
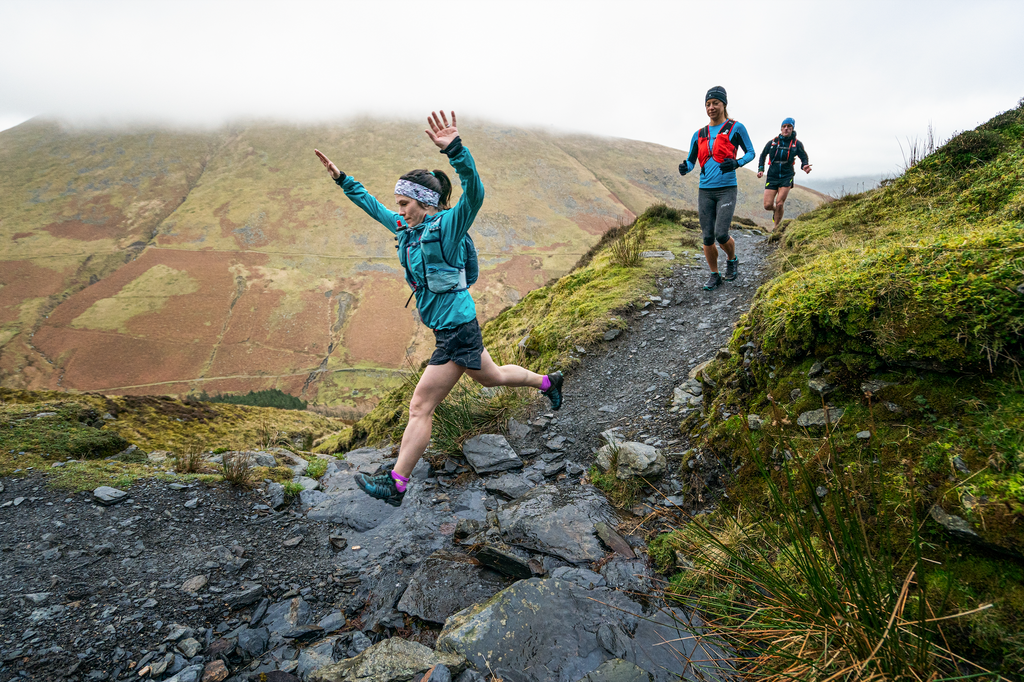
[438,578,729,682]
[224,584,264,609]
[397,550,510,624]
[263,597,311,635]
[462,434,523,474]
[484,473,533,500]
[494,484,613,563]
[576,658,654,681]
[93,486,128,506]
[307,471,401,532]
[474,544,534,580]
[310,637,466,682]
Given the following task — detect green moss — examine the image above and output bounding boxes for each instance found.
[588,465,642,509]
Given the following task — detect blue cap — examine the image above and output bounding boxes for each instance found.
[782,117,795,127]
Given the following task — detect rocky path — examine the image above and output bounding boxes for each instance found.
[0,228,770,682]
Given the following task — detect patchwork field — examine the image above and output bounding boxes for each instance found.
[0,118,824,413]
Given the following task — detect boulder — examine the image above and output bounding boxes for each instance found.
[437,579,729,682]
[796,407,845,428]
[296,636,340,680]
[462,434,523,475]
[494,484,613,564]
[397,550,510,624]
[309,637,466,682]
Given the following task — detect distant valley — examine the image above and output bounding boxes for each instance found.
[0,118,824,415]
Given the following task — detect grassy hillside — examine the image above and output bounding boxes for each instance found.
[0,119,822,414]
[671,99,1024,676]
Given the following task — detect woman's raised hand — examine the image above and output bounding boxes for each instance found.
[314,149,341,180]
[425,111,459,150]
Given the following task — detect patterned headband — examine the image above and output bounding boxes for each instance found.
[394,179,439,207]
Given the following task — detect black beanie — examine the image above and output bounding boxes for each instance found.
[705,86,728,105]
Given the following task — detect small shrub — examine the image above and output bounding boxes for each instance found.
[304,456,328,479]
[283,480,304,500]
[222,452,254,487]
[609,221,647,268]
[641,203,683,222]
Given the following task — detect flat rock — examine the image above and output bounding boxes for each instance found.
[92,486,128,506]
[474,544,534,580]
[462,434,523,475]
[397,550,510,624]
[299,489,328,510]
[165,664,203,682]
[483,473,533,500]
[263,597,310,635]
[283,536,304,548]
[595,522,636,559]
[438,578,730,682]
[224,584,264,609]
[494,484,614,564]
[307,472,400,532]
[278,623,324,641]
[310,637,466,682]
[202,660,229,682]
[236,626,269,659]
[181,575,207,594]
[796,407,845,427]
[267,482,286,510]
[294,476,320,491]
[807,378,836,397]
[603,329,622,341]
[296,636,340,680]
[576,658,654,681]
[318,610,346,633]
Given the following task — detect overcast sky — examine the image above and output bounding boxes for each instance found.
[1,0,1022,179]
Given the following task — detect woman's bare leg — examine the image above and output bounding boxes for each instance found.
[463,349,545,389]
[393,361,465,478]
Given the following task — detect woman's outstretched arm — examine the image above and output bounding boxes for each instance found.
[426,111,484,245]
[314,148,402,234]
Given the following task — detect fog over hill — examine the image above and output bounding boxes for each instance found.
[0,118,824,414]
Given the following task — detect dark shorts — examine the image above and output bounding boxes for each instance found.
[429,318,484,370]
[698,186,738,246]
[765,176,795,191]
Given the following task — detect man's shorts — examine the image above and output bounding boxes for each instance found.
[428,318,484,370]
[765,176,795,190]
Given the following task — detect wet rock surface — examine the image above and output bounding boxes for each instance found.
[0,229,770,680]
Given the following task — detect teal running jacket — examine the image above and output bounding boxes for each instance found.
[339,144,483,331]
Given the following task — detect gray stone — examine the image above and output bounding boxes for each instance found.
[397,550,510,624]
[149,652,174,676]
[816,486,829,498]
[92,486,128,506]
[952,456,971,475]
[253,451,279,468]
[796,407,845,427]
[595,442,665,480]
[790,388,802,402]
[310,637,466,682]
[306,474,400,532]
[164,665,203,682]
[861,379,895,395]
[576,658,654,681]
[474,544,534,580]
[283,536,304,548]
[808,361,824,378]
[437,579,729,682]
[296,636,339,680]
[494,484,614,563]
[884,401,903,413]
[317,611,346,633]
[176,637,201,658]
[268,482,286,510]
[28,605,65,622]
[603,329,622,342]
[298,488,327,510]
[641,250,675,260]
[600,559,653,594]
[807,378,836,397]
[930,506,981,542]
[237,626,270,659]
[181,575,207,594]
[224,584,265,609]
[24,592,50,604]
[263,597,310,635]
[545,435,567,451]
[347,631,372,658]
[747,415,764,431]
[455,671,486,682]
[507,418,532,441]
[550,567,606,589]
[462,434,523,474]
[483,473,533,500]
[856,431,871,440]
[294,476,320,492]
[278,624,324,641]
[184,497,199,509]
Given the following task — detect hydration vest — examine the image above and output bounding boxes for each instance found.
[396,216,479,302]
[768,133,799,166]
[697,119,738,172]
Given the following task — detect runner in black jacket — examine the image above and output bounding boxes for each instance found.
[757,118,811,231]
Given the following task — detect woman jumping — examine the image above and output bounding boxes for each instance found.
[314,111,563,507]
[678,86,755,291]
[757,117,811,232]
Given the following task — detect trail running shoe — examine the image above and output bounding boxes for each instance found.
[703,272,722,290]
[541,372,564,411]
[354,470,405,507]
[724,257,739,281]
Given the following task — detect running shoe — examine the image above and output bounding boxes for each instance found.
[541,372,564,411]
[703,272,722,290]
[724,257,739,281]
[354,470,405,507]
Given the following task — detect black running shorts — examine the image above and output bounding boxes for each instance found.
[428,318,484,370]
[765,176,795,190]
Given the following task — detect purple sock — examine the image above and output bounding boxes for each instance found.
[540,375,552,392]
[390,470,409,493]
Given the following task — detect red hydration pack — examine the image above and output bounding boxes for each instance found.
[697,119,738,169]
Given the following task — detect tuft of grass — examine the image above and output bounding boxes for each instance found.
[172,439,206,474]
[586,465,643,510]
[222,452,254,487]
[304,456,328,479]
[608,219,647,267]
[283,480,304,500]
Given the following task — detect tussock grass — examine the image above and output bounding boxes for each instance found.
[172,439,206,474]
[222,452,255,487]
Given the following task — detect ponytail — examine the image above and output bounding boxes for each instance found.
[431,170,452,210]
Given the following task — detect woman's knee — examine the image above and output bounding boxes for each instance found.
[408,393,438,419]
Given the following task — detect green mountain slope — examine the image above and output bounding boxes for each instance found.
[0,118,822,413]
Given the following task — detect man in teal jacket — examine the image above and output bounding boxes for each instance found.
[315,112,563,507]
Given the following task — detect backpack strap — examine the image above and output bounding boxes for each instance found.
[699,125,710,139]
